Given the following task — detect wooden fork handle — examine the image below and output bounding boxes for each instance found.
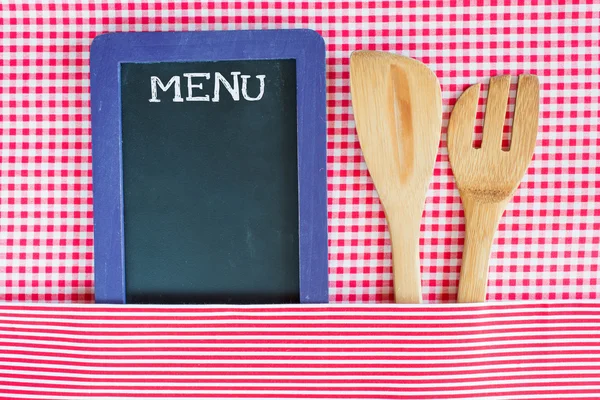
[457,197,508,303]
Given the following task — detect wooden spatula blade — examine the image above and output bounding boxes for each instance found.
[350,52,405,202]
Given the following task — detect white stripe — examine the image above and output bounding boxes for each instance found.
[4,376,600,388]
[2,345,599,358]
[2,384,600,395]
[3,353,600,365]
[5,395,600,400]
[2,368,599,381]
[1,322,599,333]
[3,360,600,373]
[2,337,598,349]
[1,329,597,341]
[4,395,600,400]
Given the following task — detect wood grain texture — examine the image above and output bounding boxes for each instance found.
[448,74,539,303]
[350,51,442,303]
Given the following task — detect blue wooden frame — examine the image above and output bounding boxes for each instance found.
[90,30,328,304]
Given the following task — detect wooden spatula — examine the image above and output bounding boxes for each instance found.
[350,51,442,303]
[448,74,539,303]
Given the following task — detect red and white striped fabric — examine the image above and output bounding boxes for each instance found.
[0,302,600,400]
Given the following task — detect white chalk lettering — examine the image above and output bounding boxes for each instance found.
[213,72,241,102]
[148,76,183,103]
[149,72,267,103]
[183,73,210,102]
[241,74,266,101]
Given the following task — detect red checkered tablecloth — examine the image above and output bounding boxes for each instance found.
[0,1,599,304]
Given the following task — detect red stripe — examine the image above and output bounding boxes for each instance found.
[2,380,600,391]
[2,340,598,353]
[1,326,598,337]
[2,388,600,399]
[1,332,596,345]
[2,357,600,369]
[3,372,600,385]
[4,364,600,377]
[3,348,600,361]
[2,318,600,330]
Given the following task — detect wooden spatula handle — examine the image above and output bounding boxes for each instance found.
[457,197,507,303]
[388,212,422,303]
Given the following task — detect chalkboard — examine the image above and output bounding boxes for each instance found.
[91,30,328,304]
[121,60,299,304]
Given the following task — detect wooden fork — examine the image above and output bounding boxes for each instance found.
[448,74,539,303]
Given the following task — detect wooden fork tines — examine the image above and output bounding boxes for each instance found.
[448,74,539,303]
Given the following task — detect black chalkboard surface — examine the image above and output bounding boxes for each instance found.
[121,60,299,304]
[91,30,327,304]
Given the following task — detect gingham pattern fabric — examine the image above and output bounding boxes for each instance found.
[1,1,599,303]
